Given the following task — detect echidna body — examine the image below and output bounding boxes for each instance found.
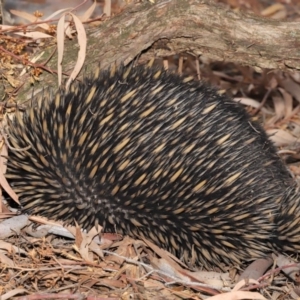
[6,65,300,268]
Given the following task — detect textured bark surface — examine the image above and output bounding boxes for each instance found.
[89,0,300,71]
[5,0,300,102]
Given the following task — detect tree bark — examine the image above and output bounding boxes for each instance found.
[89,0,300,71]
[6,0,300,102]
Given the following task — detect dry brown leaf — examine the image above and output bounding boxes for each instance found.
[274,254,300,282]
[20,51,45,76]
[0,142,19,205]
[57,12,87,89]
[9,9,50,30]
[103,0,112,17]
[207,279,267,300]
[239,257,273,281]
[289,119,300,134]
[280,79,300,103]
[261,4,285,17]
[0,288,28,300]
[56,13,66,86]
[75,221,84,248]
[150,257,191,282]
[270,10,287,20]
[66,13,87,90]
[278,87,293,117]
[78,227,101,262]
[190,270,230,289]
[0,211,15,217]
[143,238,187,268]
[233,279,263,293]
[207,290,266,300]
[267,96,285,125]
[267,129,298,146]
[0,252,15,267]
[0,215,28,239]
[13,31,52,39]
[233,97,271,114]
[0,240,14,252]
[0,25,52,39]
[143,279,165,289]
[65,225,103,262]
[2,73,20,88]
[44,8,73,21]
[79,0,98,22]
[289,71,300,84]
[85,227,104,259]
[151,256,230,290]
[0,239,27,255]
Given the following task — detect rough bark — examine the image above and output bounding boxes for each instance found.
[89,0,300,71]
[4,0,300,102]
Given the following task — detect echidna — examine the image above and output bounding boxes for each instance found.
[5,64,300,268]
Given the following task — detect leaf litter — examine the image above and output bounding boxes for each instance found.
[1,0,300,299]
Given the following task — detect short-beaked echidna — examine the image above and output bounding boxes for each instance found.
[5,64,300,268]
